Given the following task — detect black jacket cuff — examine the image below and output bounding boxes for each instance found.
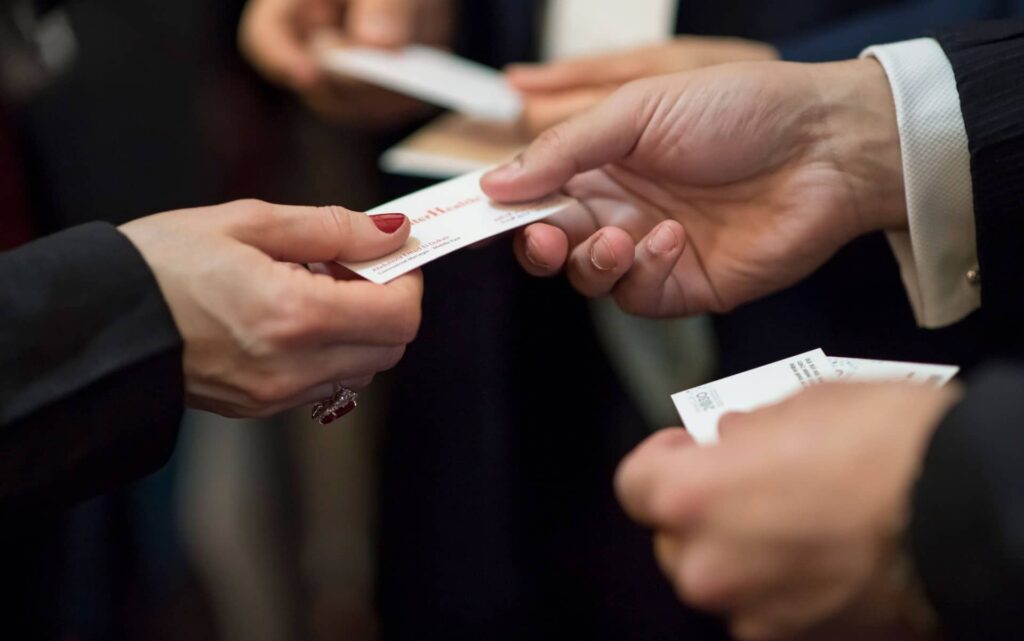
[909,363,1024,641]
[0,222,184,522]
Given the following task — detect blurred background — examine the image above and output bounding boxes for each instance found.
[1,1,1020,640]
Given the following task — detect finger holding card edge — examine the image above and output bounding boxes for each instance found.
[514,224,568,276]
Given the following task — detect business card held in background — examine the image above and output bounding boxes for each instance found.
[671,351,960,445]
[318,44,522,122]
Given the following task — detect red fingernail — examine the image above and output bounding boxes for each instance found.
[370,213,407,234]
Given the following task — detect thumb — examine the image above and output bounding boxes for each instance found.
[347,0,415,48]
[481,85,646,203]
[231,201,411,263]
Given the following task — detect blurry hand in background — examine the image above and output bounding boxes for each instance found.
[239,0,453,127]
[482,59,904,318]
[508,37,779,137]
[615,382,959,641]
[120,200,422,419]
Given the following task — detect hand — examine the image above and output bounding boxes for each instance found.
[119,201,421,419]
[239,0,452,127]
[615,383,960,641]
[507,37,779,136]
[482,59,905,318]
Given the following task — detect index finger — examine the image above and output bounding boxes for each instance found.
[481,85,649,203]
[302,269,424,345]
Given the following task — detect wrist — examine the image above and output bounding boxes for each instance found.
[814,58,908,234]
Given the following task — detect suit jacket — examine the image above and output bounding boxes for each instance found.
[0,222,183,525]
[906,20,1024,641]
[377,6,1024,641]
[710,0,1024,380]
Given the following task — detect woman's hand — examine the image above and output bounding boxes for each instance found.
[239,0,453,127]
[508,36,779,136]
[120,200,421,418]
[483,59,905,318]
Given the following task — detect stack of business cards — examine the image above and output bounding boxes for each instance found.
[671,349,960,445]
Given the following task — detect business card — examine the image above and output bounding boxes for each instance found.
[671,349,834,445]
[318,44,522,121]
[829,357,959,385]
[671,351,960,445]
[341,169,573,283]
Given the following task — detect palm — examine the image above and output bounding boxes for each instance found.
[541,64,862,317]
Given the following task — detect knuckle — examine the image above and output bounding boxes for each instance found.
[224,198,280,235]
[395,304,422,343]
[260,288,317,347]
[318,205,356,243]
[382,294,422,343]
[380,345,407,371]
[535,125,568,155]
[232,198,274,223]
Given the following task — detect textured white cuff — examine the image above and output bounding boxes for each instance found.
[862,38,980,329]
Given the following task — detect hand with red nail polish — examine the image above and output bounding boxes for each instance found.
[482,59,905,319]
[120,201,422,419]
[239,0,454,128]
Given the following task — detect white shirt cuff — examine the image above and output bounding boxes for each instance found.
[861,38,980,329]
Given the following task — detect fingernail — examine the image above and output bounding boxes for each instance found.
[370,213,407,234]
[590,234,617,271]
[648,223,679,255]
[524,234,550,269]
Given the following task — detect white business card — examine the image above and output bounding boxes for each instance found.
[829,357,959,385]
[318,44,522,121]
[672,349,835,445]
[341,169,574,284]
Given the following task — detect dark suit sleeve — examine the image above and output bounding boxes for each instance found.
[775,0,1007,62]
[935,20,1024,337]
[909,363,1024,641]
[0,222,183,523]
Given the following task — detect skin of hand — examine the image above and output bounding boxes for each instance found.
[615,382,961,641]
[119,200,422,418]
[481,58,905,319]
[507,36,780,137]
[239,0,453,127]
